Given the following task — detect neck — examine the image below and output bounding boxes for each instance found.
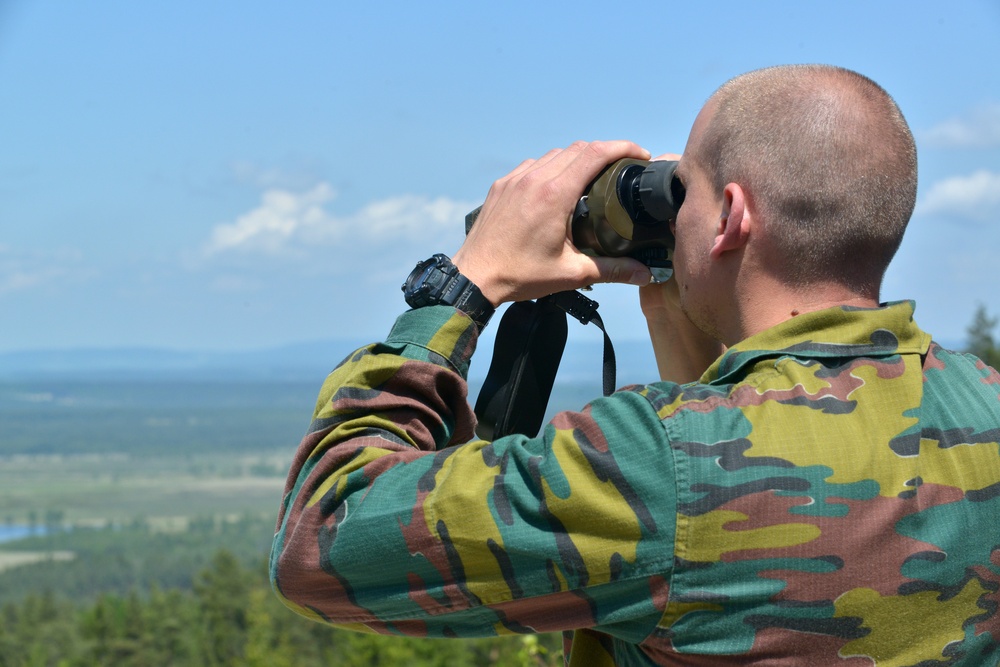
[719,279,880,346]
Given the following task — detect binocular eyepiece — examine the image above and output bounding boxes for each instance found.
[466,158,683,283]
[571,158,681,282]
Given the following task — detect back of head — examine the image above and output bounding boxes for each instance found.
[697,65,917,293]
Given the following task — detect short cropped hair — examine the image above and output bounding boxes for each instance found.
[696,65,917,291]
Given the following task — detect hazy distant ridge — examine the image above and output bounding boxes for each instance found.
[0,338,660,386]
[0,341,363,381]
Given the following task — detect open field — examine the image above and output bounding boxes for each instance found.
[0,376,602,527]
[0,377,312,527]
[0,451,290,525]
[0,378,319,455]
[0,549,76,572]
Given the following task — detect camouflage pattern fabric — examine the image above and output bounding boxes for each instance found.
[269,300,1000,666]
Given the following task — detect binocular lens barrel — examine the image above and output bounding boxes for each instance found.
[466,158,682,275]
[570,158,680,267]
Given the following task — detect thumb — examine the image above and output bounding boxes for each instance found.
[589,256,652,287]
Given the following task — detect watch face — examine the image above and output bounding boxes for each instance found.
[403,255,454,308]
[401,253,494,329]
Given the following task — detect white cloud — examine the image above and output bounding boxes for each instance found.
[916,170,1000,222]
[0,245,87,295]
[922,103,1000,148]
[355,195,472,239]
[202,183,475,259]
[203,183,337,256]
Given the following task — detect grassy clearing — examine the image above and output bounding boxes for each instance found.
[0,451,292,525]
[0,550,75,572]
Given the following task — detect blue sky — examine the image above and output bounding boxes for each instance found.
[1,1,999,354]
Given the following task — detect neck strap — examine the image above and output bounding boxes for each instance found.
[473,290,616,440]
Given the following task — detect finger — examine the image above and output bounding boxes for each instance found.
[583,255,652,288]
[531,147,565,168]
[555,140,651,194]
[505,147,570,183]
[478,143,588,225]
[484,147,563,203]
[493,141,590,193]
[651,152,682,161]
[493,141,648,223]
[490,156,538,193]
[506,147,562,180]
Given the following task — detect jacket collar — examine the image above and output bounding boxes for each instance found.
[702,301,932,385]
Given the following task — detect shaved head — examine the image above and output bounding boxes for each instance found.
[694,65,917,292]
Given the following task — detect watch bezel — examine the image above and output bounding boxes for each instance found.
[402,254,494,330]
[403,255,458,308]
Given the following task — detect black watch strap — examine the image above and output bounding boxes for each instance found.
[402,254,495,331]
[449,276,495,331]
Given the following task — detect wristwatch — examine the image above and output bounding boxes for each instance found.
[401,254,495,331]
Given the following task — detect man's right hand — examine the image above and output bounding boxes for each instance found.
[452,141,654,307]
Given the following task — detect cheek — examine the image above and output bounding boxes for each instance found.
[672,214,696,271]
[673,228,710,288]
[670,230,688,280]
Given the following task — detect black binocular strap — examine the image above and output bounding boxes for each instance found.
[550,290,617,399]
[473,290,616,440]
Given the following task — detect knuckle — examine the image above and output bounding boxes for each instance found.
[484,180,505,202]
[582,141,610,162]
[599,263,621,284]
[570,261,598,285]
[515,168,544,191]
[535,179,565,207]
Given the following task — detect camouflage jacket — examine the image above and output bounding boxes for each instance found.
[269,300,1000,666]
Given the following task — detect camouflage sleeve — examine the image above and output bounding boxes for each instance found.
[269,305,676,642]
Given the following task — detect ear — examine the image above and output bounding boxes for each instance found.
[709,183,751,260]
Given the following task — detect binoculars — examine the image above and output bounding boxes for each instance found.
[467,158,683,282]
[464,158,684,438]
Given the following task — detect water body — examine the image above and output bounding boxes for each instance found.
[0,525,47,544]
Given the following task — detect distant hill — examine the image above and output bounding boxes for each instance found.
[4,333,969,387]
[0,337,660,387]
[0,341,361,381]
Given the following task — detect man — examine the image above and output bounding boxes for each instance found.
[269,66,1000,665]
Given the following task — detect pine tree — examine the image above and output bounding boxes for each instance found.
[144,585,199,666]
[966,303,1000,368]
[244,587,298,667]
[79,594,118,664]
[195,550,250,666]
